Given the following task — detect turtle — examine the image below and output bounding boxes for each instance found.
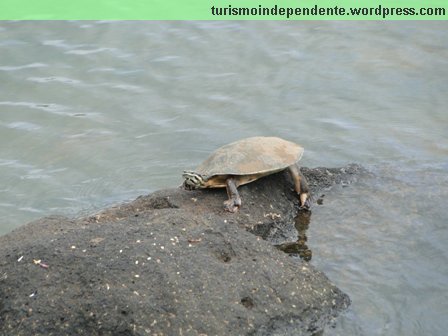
[182,136,310,213]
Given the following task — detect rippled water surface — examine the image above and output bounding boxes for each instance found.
[1,21,447,335]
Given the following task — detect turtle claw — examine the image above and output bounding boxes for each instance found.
[298,203,311,211]
[223,199,241,213]
[298,194,311,211]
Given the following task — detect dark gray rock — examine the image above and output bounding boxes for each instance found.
[0,164,365,336]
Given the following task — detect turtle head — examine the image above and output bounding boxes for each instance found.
[182,171,207,190]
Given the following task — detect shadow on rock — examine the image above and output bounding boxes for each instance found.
[275,210,313,261]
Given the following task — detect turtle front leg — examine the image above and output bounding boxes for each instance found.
[223,177,242,213]
[288,164,311,210]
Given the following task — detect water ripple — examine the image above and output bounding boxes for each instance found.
[20,169,51,180]
[151,55,182,62]
[42,40,133,58]
[0,101,99,118]
[4,122,41,131]
[24,76,146,93]
[204,72,237,79]
[0,63,48,71]
[66,47,133,58]
[27,76,82,85]
[17,207,44,214]
[87,67,144,75]
[0,159,33,169]
[0,101,71,115]
[107,83,146,93]
[317,117,360,130]
[42,39,86,49]
[66,47,115,55]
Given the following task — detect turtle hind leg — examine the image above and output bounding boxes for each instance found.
[288,164,311,209]
[223,177,241,213]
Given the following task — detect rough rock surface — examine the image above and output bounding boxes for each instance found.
[0,164,364,336]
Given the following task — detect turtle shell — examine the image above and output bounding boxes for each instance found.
[195,136,304,179]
